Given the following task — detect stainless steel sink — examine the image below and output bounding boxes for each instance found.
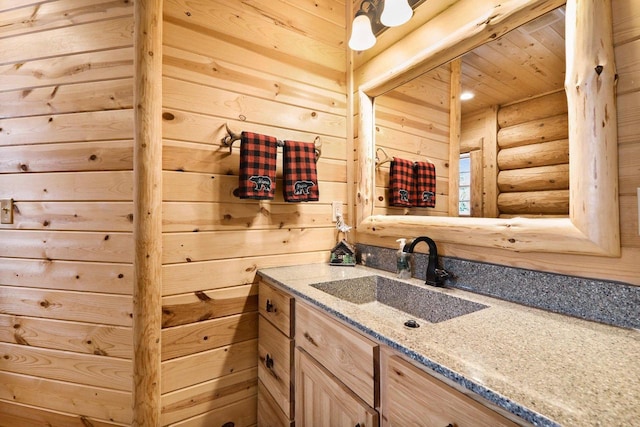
[311,275,487,324]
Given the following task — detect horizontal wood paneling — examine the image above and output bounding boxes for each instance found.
[163,76,346,139]
[163,171,347,203]
[0,47,133,92]
[0,371,132,424]
[0,341,132,391]
[161,367,258,425]
[160,2,346,422]
[166,395,257,427]
[0,314,132,358]
[162,228,338,264]
[0,258,132,294]
[0,0,133,38]
[0,171,132,201]
[1,17,133,65]
[0,2,135,422]
[163,201,339,233]
[0,78,133,119]
[0,141,133,174]
[0,202,134,232]
[162,285,258,328]
[0,109,134,147]
[164,0,345,73]
[0,400,125,427]
[0,285,133,326]
[162,312,258,361]
[162,251,328,296]
[161,339,258,394]
[0,230,132,262]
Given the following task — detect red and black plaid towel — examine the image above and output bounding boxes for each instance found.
[389,157,414,207]
[283,140,319,202]
[238,131,278,200]
[414,161,436,208]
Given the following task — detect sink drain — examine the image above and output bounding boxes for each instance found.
[404,319,420,328]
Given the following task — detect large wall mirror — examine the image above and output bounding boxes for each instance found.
[355,0,620,256]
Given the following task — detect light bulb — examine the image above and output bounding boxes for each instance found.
[348,12,376,51]
[380,0,413,27]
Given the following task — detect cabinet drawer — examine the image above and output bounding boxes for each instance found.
[258,379,294,427]
[295,301,378,408]
[258,315,294,418]
[259,280,294,337]
[381,349,519,427]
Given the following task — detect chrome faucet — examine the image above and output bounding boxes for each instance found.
[403,236,449,287]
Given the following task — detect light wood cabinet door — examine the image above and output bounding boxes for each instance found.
[380,348,519,427]
[295,347,379,427]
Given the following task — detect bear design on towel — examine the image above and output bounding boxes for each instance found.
[294,180,315,195]
[398,189,410,203]
[249,175,273,192]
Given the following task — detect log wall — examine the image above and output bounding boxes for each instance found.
[496,91,570,216]
[160,0,347,425]
[0,0,135,425]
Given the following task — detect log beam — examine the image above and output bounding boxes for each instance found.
[133,0,162,425]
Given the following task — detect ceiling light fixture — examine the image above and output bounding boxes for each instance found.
[349,0,417,51]
[460,91,475,101]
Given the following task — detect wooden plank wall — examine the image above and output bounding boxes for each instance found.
[374,65,451,216]
[160,0,347,425]
[0,0,135,426]
[356,0,640,286]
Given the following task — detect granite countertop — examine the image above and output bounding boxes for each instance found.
[257,263,640,427]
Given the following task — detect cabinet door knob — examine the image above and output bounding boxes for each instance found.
[265,353,274,370]
[265,299,274,312]
[303,332,317,346]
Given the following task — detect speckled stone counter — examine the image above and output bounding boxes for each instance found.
[257,263,640,427]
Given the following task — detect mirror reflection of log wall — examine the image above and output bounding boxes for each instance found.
[0,1,136,425]
[374,64,451,216]
[496,91,570,217]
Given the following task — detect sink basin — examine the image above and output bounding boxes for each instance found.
[311,275,487,324]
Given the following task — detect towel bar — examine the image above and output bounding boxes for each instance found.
[222,123,322,162]
[375,147,434,169]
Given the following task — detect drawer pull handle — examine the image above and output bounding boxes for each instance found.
[303,332,317,346]
[265,299,275,313]
[265,353,274,370]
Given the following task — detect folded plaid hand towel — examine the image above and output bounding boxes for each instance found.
[389,157,414,207]
[238,131,278,200]
[283,140,319,202]
[414,161,436,208]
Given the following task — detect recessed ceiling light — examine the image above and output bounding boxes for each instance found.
[460,91,475,101]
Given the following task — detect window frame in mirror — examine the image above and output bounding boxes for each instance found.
[355,0,620,256]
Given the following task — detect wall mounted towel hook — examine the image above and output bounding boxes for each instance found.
[375,147,391,168]
[221,123,322,162]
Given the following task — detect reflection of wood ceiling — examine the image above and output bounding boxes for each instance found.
[388,6,566,116]
[461,6,566,114]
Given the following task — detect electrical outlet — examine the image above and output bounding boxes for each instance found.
[1,199,13,224]
[332,201,343,222]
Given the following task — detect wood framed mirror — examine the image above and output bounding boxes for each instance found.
[355,0,620,256]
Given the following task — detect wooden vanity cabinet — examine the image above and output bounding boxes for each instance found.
[258,279,522,427]
[380,347,519,427]
[257,280,295,427]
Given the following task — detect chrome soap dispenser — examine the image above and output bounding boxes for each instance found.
[395,238,412,279]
